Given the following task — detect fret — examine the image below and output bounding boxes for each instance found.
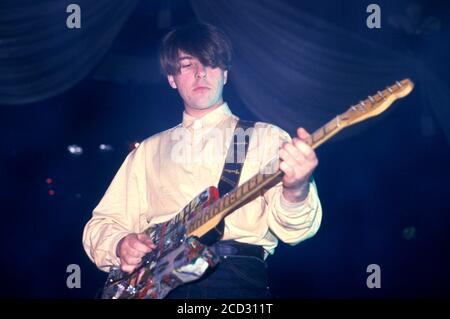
[188,199,196,212]
[223,194,229,207]
[312,128,324,144]
[229,192,236,204]
[212,205,220,217]
[368,95,375,104]
[242,181,249,194]
[198,210,205,225]
[249,176,256,190]
[235,185,242,199]
[191,219,197,230]
[256,173,264,184]
[201,209,210,224]
[219,196,225,211]
[208,207,214,219]
[324,118,337,134]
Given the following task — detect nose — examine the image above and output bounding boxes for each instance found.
[195,64,206,79]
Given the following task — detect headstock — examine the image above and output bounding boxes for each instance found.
[339,79,414,127]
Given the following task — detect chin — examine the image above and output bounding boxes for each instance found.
[192,103,216,110]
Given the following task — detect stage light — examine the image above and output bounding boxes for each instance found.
[99,144,114,152]
[46,178,53,184]
[48,189,55,196]
[67,145,83,155]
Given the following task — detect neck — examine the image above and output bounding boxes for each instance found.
[184,101,224,118]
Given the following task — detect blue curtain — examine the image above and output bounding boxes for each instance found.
[191,0,450,143]
[0,0,138,105]
[1,0,448,144]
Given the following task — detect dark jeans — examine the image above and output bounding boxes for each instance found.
[166,249,272,299]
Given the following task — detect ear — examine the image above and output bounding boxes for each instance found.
[223,70,228,85]
[167,75,177,89]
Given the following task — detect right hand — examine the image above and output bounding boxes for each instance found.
[116,232,156,273]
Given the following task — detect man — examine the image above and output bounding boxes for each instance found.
[83,22,322,299]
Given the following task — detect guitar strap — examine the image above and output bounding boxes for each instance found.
[212,118,255,238]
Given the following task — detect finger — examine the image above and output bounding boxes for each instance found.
[121,263,137,274]
[280,148,302,174]
[123,248,143,258]
[280,145,318,182]
[297,127,311,140]
[137,233,156,249]
[292,138,316,160]
[282,142,305,163]
[123,255,142,266]
[130,238,153,253]
[122,240,147,256]
[279,160,295,179]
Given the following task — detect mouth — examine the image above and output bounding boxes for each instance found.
[193,86,210,92]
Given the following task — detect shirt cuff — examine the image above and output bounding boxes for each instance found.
[279,182,312,212]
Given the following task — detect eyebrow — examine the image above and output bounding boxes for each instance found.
[177,56,194,62]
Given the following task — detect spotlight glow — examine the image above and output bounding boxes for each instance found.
[67,145,83,155]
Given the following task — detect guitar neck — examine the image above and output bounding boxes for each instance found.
[186,79,414,238]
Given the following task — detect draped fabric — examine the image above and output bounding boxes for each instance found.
[0,0,138,105]
[191,0,450,143]
[0,0,448,144]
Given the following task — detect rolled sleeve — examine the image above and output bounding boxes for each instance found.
[266,179,322,245]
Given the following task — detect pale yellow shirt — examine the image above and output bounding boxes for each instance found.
[83,103,322,271]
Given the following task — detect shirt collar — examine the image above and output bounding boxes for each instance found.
[182,102,232,129]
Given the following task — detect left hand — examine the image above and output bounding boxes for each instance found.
[279,128,318,203]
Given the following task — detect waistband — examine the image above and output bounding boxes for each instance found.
[210,240,265,261]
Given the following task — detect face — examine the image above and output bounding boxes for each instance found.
[167,51,228,113]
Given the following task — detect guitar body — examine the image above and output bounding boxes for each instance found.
[101,186,221,299]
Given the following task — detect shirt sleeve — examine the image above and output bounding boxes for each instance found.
[82,144,148,272]
[261,124,323,245]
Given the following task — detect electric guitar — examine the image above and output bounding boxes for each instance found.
[101,79,414,299]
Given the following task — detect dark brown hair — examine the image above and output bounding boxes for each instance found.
[159,22,232,76]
